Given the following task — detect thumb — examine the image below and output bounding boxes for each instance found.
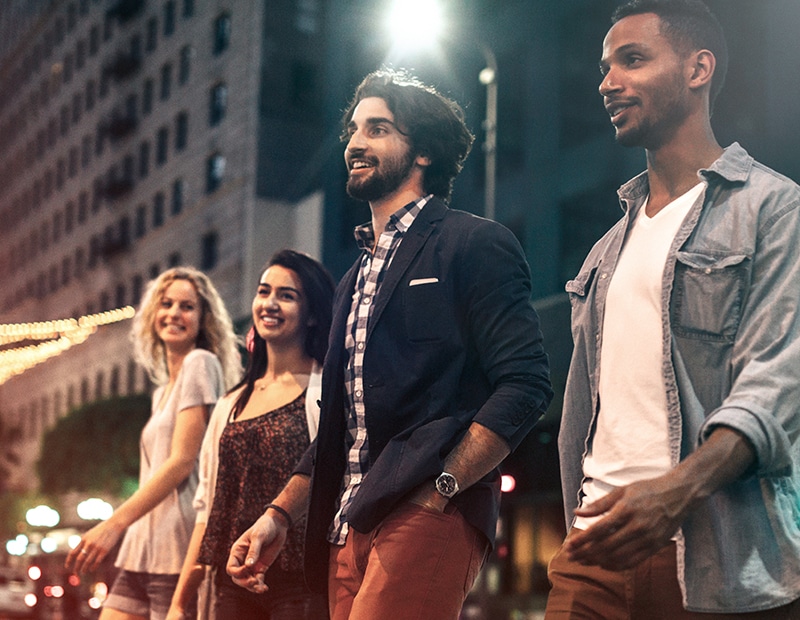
[574,488,620,517]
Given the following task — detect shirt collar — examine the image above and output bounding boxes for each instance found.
[353,195,432,251]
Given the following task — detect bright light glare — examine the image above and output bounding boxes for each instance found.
[68,534,81,549]
[28,566,42,581]
[78,498,114,521]
[40,537,58,553]
[26,504,60,527]
[24,593,38,608]
[386,0,444,51]
[500,474,516,493]
[6,534,29,556]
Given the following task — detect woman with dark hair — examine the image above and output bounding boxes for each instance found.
[167,250,334,620]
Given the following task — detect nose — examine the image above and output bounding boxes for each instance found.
[599,68,621,97]
[346,127,367,153]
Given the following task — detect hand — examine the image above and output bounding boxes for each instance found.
[406,481,449,513]
[565,474,692,570]
[65,519,125,574]
[226,511,289,593]
[166,605,191,620]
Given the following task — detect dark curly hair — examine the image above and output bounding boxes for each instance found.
[341,68,475,203]
[612,0,728,110]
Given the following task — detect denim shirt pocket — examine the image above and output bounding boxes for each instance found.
[672,251,749,342]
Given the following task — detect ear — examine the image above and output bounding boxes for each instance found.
[687,49,716,91]
[415,153,431,168]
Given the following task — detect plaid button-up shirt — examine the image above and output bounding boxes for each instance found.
[328,195,430,545]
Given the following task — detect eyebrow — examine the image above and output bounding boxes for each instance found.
[600,42,647,66]
[347,116,400,131]
[258,283,302,295]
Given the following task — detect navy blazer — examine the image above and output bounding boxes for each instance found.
[298,198,553,589]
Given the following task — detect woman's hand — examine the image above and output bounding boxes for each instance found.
[64,519,125,574]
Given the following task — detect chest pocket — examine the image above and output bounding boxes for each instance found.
[671,251,749,342]
[404,280,448,342]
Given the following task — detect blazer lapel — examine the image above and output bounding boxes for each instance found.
[366,199,447,341]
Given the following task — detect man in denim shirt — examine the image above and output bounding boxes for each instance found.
[546,0,800,617]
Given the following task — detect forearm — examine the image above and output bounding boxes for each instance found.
[170,521,207,611]
[109,455,197,531]
[443,422,510,490]
[264,473,311,525]
[670,426,755,505]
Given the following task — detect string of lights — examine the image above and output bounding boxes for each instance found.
[0,306,136,385]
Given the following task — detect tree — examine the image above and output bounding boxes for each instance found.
[37,395,150,496]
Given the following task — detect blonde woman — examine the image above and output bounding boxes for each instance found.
[66,267,241,620]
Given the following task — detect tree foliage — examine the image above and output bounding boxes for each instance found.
[38,395,151,496]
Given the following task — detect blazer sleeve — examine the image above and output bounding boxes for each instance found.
[459,218,553,451]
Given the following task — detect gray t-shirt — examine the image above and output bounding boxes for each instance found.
[116,348,224,574]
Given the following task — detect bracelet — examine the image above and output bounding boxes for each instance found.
[265,503,293,530]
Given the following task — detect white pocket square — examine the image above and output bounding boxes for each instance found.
[408,277,439,286]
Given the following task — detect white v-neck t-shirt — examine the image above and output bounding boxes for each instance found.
[576,182,704,529]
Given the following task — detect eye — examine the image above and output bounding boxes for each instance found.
[625,54,644,67]
[370,124,388,137]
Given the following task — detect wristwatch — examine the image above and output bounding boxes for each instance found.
[434,472,460,499]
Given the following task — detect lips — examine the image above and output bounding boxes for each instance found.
[605,99,635,124]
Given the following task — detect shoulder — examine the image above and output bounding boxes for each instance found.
[181,349,224,385]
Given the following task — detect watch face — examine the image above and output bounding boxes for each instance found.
[436,473,458,497]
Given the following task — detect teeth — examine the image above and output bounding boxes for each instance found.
[352,161,371,169]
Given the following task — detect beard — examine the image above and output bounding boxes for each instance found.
[346,148,416,202]
[614,71,691,150]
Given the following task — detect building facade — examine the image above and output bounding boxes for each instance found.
[0,0,326,492]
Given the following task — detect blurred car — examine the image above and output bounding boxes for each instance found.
[0,567,36,618]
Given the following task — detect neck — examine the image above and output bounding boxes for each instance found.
[165,345,194,382]
[264,342,313,380]
[644,115,722,215]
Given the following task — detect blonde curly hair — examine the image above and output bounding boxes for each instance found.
[131,266,242,388]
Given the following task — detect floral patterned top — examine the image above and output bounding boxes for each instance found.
[198,391,309,575]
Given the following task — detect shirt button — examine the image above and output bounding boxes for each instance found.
[357,342,364,350]
[704,268,712,274]
[362,296,371,305]
[355,390,362,398]
[600,273,608,280]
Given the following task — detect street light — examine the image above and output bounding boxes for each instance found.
[385,0,498,221]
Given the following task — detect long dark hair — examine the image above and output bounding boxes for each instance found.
[230,249,335,418]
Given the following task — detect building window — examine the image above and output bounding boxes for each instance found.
[131,274,143,306]
[89,24,100,55]
[56,159,66,189]
[164,1,176,36]
[160,63,172,100]
[76,39,86,69]
[153,192,165,228]
[95,124,106,156]
[103,11,114,41]
[78,191,88,223]
[65,201,75,233]
[149,263,161,280]
[62,256,72,285]
[92,177,103,212]
[72,92,83,124]
[183,0,194,18]
[209,82,227,126]
[135,204,146,238]
[64,53,74,83]
[86,79,96,110]
[99,69,110,99]
[206,153,225,193]
[171,178,184,215]
[179,45,192,84]
[139,140,150,178]
[60,105,70,136]
[213,13,231,55]
[175,111,188,151]
[88,235,101,268]
[82,134,92,168]
[146,17,157,52]
[143,78,154,115]
[200,231,218,271]
[53,211,63,243]
[156,126,169,165]
[168,252,181,267]
[68,147,79,177]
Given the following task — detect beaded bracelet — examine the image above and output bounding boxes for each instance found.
[265,503,293,530]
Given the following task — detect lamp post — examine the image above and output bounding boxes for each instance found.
[478,44,497,221]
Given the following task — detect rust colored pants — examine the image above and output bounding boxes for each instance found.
[545,532,800,619]
[327,501,488,620]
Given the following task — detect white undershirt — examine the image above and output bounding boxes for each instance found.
[575,182,704,529]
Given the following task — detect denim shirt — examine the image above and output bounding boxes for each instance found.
[559,143,800,612]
